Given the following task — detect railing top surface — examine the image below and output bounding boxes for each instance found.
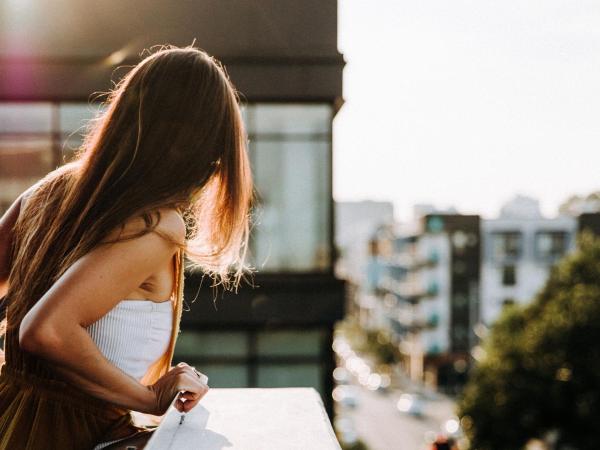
[145,387,341,450]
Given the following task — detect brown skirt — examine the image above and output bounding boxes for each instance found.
[0,364,145,450]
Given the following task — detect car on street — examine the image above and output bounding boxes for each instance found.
[396,393,426,417]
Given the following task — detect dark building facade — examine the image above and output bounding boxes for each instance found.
[423,214,481,391]
[362,214,480,392]
[0,0,345,417]
[578,213,600,236]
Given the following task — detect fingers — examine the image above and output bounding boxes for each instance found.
[177,366,209,387]
[175,397,185,412]
[182,396,201,412]
[174,373,209,413]
[157,363,210,414]
[174,390,207,413]
[170,363,198,378]
[179,391,198,401]
[178,389,205,413]
[172,362,209,384]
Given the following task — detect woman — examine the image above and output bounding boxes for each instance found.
[0,44,253,449]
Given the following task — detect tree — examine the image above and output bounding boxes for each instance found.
[458,232,600,450]
[558,191,600,216]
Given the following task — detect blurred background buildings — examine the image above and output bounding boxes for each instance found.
[338,196,600,394]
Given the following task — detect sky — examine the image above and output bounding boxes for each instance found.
[333,0,600,222]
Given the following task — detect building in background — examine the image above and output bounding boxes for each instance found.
[356,210,480,393]
[393,214,480,392]
[354,197,600,393]
[334,200,394,324]
[335,200,395,282]
[481,197,600,326]
[0,0,345,417]
[480,197,577,325]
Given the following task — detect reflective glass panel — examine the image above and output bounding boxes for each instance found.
[252,104,331,135]
[257,364,323,395]
[175,331,248,358]
[0,103,52,133]
[179,363,248,388]
[251,139,330,271]
[256,330,324,357]
[59,102,104,133]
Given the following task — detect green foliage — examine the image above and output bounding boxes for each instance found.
[340,438,369,450]
[458,232,600,450]
[364,329,401,365]
[337,317,401,365]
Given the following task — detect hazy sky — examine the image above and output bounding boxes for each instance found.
[333,0,600,221]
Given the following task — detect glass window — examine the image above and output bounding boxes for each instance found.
[59,102,103,134]
[1,101,335,275]
[59,102,104,161]
[451,325,468,343]
[502,298,516,308]
[256,330,323,357]
[251,139,330,272]
[501,265,516,286]
[535,231,569,261]
[0,102,56,214]
[492,232,522,261]
[0,101,105,214]
[426,281,439,296]
[244,103,332,273]
[0,99,335,404]
[251,104,331,135]
[175,331,248,358]
[0,136,53,179]
[427,343,442,355]
[257,364,323,395]
[0,102,55,180]
[185,363,248,388]
[451,294,468,308]
[240,103,249,128]
[0,103,52,133]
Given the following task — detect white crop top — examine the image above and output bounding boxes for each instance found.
[86,299,173,381]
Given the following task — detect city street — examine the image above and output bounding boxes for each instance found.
[338,384,457,450]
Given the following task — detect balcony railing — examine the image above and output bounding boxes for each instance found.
[143,387,341,450]
[377,277,439,302]
[392,311,440,332]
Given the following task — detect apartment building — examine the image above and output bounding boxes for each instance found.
[367,213,480,391]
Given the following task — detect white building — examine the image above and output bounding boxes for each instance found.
[480,196,577,325]
[335,200,394,283]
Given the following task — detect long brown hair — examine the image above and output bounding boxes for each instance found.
[1,44,253,377]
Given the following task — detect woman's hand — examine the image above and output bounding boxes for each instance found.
[147,362,209,415]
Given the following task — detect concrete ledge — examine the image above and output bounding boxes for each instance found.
[145,388,341,450]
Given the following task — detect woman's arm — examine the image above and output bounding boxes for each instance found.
[18,209,203,414]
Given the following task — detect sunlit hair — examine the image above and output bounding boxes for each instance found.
[3,44,254,341]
